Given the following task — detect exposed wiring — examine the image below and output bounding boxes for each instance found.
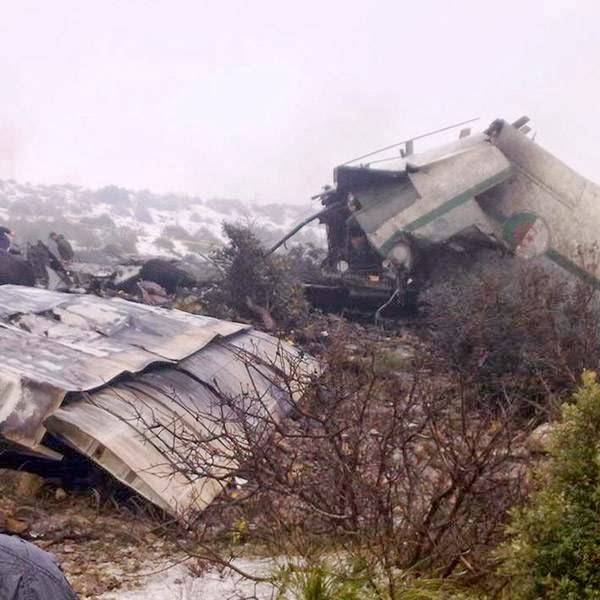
[374,285,401,324]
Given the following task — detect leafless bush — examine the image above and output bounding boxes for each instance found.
[421,258,600,414]
[122,330,527,596]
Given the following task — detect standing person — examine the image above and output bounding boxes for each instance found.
[37,240,73,287]
[49,232,75,263]
[0,533,77,599]
[27,241,51,287]
[0,226,13,254]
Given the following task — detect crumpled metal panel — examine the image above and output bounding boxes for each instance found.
[0,285,249,448]
[181,344,289,418]
[226,329,315,401]
[47,384,227,515]
[46,332,317,517]
[227,329,306,375]
[0,286,317,516]
[364,141,512,255]
[0,285,67,319]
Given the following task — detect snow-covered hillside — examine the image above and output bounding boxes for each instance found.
[0,180,324,260]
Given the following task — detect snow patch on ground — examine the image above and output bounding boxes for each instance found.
[96,558,275,600]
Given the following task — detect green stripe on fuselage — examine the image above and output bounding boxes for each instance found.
[545,248,600,289]
[403,168,512,233]
[377,167,512,256]
[376,182,600,289]
[488,207,600,288]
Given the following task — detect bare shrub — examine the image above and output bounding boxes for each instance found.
[421,258,600,413]
[126,329,526,597]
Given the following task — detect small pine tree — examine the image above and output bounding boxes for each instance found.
[209,223,308,330]
[503,371,600,599]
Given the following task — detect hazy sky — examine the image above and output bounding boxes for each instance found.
[1,0,599,204]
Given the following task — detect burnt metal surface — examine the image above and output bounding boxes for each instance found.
[0,286,316,516]
[47,329,315,516]
[0,285,247,448]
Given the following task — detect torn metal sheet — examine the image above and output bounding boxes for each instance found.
[358,140,511,255]
[0,285,248,447]
[47,381,229,515]
[0,286,317,517]
[46,331,316,516]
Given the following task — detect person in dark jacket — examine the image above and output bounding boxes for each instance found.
[0,252,35,286]
[49,232,75,262]
[27,241,51,287]
[30,240,73,287]
[0,226,13,253]
[0,533,77,599]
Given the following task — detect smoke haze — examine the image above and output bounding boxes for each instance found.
[1,0,599,203]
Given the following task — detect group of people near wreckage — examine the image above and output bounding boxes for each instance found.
[0,226,75,287]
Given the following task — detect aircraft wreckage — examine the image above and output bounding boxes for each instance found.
[0,115,596,515]
[0,285,317,517]
[269,116,600,309]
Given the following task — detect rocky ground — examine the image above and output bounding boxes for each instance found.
[0,470,278,598]
[96,559,274,600]
[0,469,179,597]
[0,320,420,598]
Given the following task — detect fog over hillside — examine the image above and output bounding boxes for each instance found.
[0,179,324,261]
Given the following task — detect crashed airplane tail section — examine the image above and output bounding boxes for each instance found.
[348,134,512,259]
[484,120,600,279]
[273,116,600,310]
[0,285,317,517]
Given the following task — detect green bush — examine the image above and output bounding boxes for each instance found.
[502,371,600,599]
[275,567,370,600]
[203,223,309,329]
[273,565,483,600]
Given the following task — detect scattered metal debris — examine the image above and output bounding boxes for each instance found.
[0,285,316,517]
